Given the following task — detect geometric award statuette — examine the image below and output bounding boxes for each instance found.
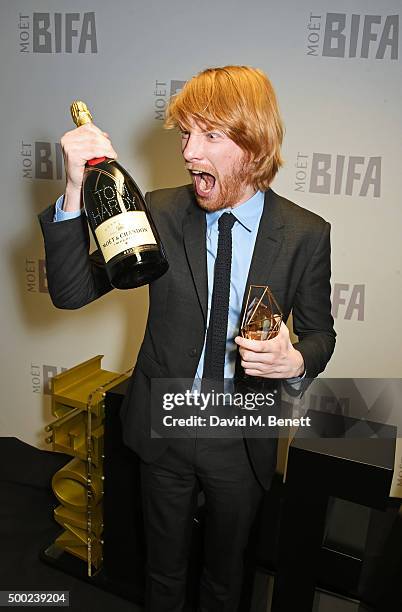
[240,284,283,341]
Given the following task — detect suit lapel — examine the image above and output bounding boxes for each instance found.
[183,199,208,322]
[235,189,284,379]
[182,188,284,327]
[239,189,285,316]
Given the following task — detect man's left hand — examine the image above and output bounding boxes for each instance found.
[235,322,305,378]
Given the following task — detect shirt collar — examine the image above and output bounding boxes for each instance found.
[206,190,264,233]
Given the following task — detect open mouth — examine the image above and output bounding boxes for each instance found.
[189,169,216,198]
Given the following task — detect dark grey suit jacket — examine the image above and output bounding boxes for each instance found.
[39,185,336,489]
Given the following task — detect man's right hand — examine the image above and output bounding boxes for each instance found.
[60,122,117,212]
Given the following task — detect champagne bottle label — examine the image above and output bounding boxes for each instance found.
[95,211,157,263]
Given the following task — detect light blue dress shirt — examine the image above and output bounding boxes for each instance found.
[54,195,81,221]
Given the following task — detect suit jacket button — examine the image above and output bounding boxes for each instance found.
[188,348,197,357]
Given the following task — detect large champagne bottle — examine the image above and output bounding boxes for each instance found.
[70,101,168,289]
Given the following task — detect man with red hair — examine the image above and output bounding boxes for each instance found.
[40,65,335,611]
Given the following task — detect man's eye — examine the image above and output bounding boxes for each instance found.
[180,131,190,139]
[207,132,220,140]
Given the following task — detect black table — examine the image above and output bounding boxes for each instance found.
[271,409,396,612]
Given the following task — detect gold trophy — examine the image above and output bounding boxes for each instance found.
[240,285,282,340]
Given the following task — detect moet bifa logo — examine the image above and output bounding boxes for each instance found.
[21,141,63,180]
[332,283,365,321]
[306,13,399,59]
[154,80,186,120]
[31,364,67,395]
[294,152,381,198]
[25,258,48,293]
[18,12,97,54]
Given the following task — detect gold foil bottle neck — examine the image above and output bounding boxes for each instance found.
[70,100,93,127]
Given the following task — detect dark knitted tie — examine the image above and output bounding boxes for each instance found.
[202,212,237,381]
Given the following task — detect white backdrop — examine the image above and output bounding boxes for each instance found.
[0,0,401,448]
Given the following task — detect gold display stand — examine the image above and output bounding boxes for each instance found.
[45,355,131,576]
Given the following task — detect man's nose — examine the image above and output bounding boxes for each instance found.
[182,133,203,162]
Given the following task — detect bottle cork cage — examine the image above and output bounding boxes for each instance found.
[45,356,130,576]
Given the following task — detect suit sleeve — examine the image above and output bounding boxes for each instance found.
[38,204,112,309]
[291,221,336,378]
